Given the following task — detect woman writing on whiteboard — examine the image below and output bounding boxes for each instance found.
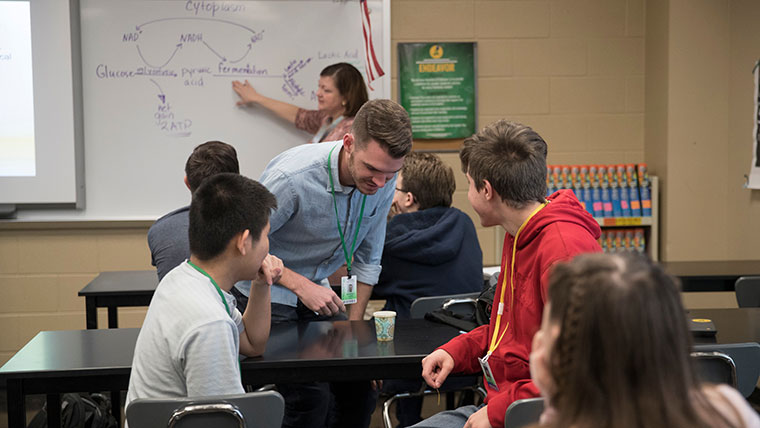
[232,62,369,143]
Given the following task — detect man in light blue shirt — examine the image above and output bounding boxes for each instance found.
[235,99,411,428]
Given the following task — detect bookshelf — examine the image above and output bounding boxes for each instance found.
[594,176,659,261]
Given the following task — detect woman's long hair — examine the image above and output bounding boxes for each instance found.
[544,253,740,428]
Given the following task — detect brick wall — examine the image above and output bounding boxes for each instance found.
[395,0,646,265]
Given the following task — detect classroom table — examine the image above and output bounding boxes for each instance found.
[689,308,760,344]
[0,318,460,428]
[77,270,157,329]
[662,260,760,292]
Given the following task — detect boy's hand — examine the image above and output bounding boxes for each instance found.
[421,349,455,389]
[464,405,492,428]
[256,254,283,286]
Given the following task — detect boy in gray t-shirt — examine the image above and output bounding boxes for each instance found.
[126,173,281,410]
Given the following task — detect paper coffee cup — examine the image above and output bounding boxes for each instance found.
[373,310,396,341]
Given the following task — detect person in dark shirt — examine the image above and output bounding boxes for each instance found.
[147,141,240,281]
[375,152,483,318]
[375,152,483,427]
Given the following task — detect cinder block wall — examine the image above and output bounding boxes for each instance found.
[0,0,647,365]
[398,0,646,265]
[0,226,152,365]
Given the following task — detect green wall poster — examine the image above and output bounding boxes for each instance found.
[398,42,476,139]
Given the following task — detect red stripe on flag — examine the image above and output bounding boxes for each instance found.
[360,0,384,84]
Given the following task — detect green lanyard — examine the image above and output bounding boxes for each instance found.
[187,260,231,317]
[186,260,242,378]
[327,145,367,277]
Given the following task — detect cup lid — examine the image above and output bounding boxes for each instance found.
[373,310,396,317]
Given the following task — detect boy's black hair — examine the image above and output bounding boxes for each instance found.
[189,173,277,260]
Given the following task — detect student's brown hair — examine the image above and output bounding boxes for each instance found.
[351,99,412,159]
[184,141,240,192]
[459,120,547,209]
[400,152,455,210]
[320,63,369,117]
[544,253,740,428]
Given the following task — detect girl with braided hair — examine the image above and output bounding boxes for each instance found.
[530,253,759,428]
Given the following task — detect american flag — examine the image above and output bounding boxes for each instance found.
[360,0,384,86]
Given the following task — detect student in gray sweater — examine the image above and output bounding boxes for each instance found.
[147,141,240,281]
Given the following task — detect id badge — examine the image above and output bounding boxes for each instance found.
[478,356,499,391]
[341,275,357,304]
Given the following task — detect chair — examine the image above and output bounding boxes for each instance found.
[504,397,544,428]
[735,276,760,307]
[693,342,760,397]
[692,351,738,388]
[126,390,284,428]
[409,292,480,321]
[381,292,485,428]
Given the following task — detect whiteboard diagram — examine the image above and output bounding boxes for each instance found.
[72,0,389,220]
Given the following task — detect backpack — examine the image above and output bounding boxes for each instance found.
[27,393,118,428]
[424,276,498,332]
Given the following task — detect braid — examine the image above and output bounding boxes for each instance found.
[553,280,587,408]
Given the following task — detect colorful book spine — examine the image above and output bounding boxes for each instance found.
[637,163,652,217]
[580,165,594,216]
[590,165,603,217]
[546,165,555,197]
[608,165,623,217]
[560,165,571,189]
[635,228,646,254]
[616,164,632,217]
[624,229,634,252]
[599,165,613,217]
[614,230,624,253]
[626,164,642,216]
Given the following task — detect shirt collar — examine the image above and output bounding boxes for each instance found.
[326,142,353,194]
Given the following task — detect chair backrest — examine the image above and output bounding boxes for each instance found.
[693,342,760,397]
[735,276,760,308]
[126,390,284,428]
[505,397,544,428]
[691,351,738,388]
[409,292,480,320]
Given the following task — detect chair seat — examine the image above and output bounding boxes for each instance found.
[126,390,284,428]
[693,342,760,397]
[735,276,760,308]
[505,397,544,428]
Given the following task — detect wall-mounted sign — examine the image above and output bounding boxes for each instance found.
[398,42,476,139]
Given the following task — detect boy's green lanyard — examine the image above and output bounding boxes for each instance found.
[327,145,367,277]
[187,260,231,316]
[186,260,241,377]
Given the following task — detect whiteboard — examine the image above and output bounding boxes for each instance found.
[16,0,389,221]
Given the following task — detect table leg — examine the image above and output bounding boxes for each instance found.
[7,379,26,428]
[86,297,98,329]
[46,393,61,428]
[111,390,122,426]
[107,306,118,329]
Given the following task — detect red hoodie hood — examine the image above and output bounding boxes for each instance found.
[516,189,601,249]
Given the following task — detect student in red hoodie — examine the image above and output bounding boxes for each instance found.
[411,120,602,428]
